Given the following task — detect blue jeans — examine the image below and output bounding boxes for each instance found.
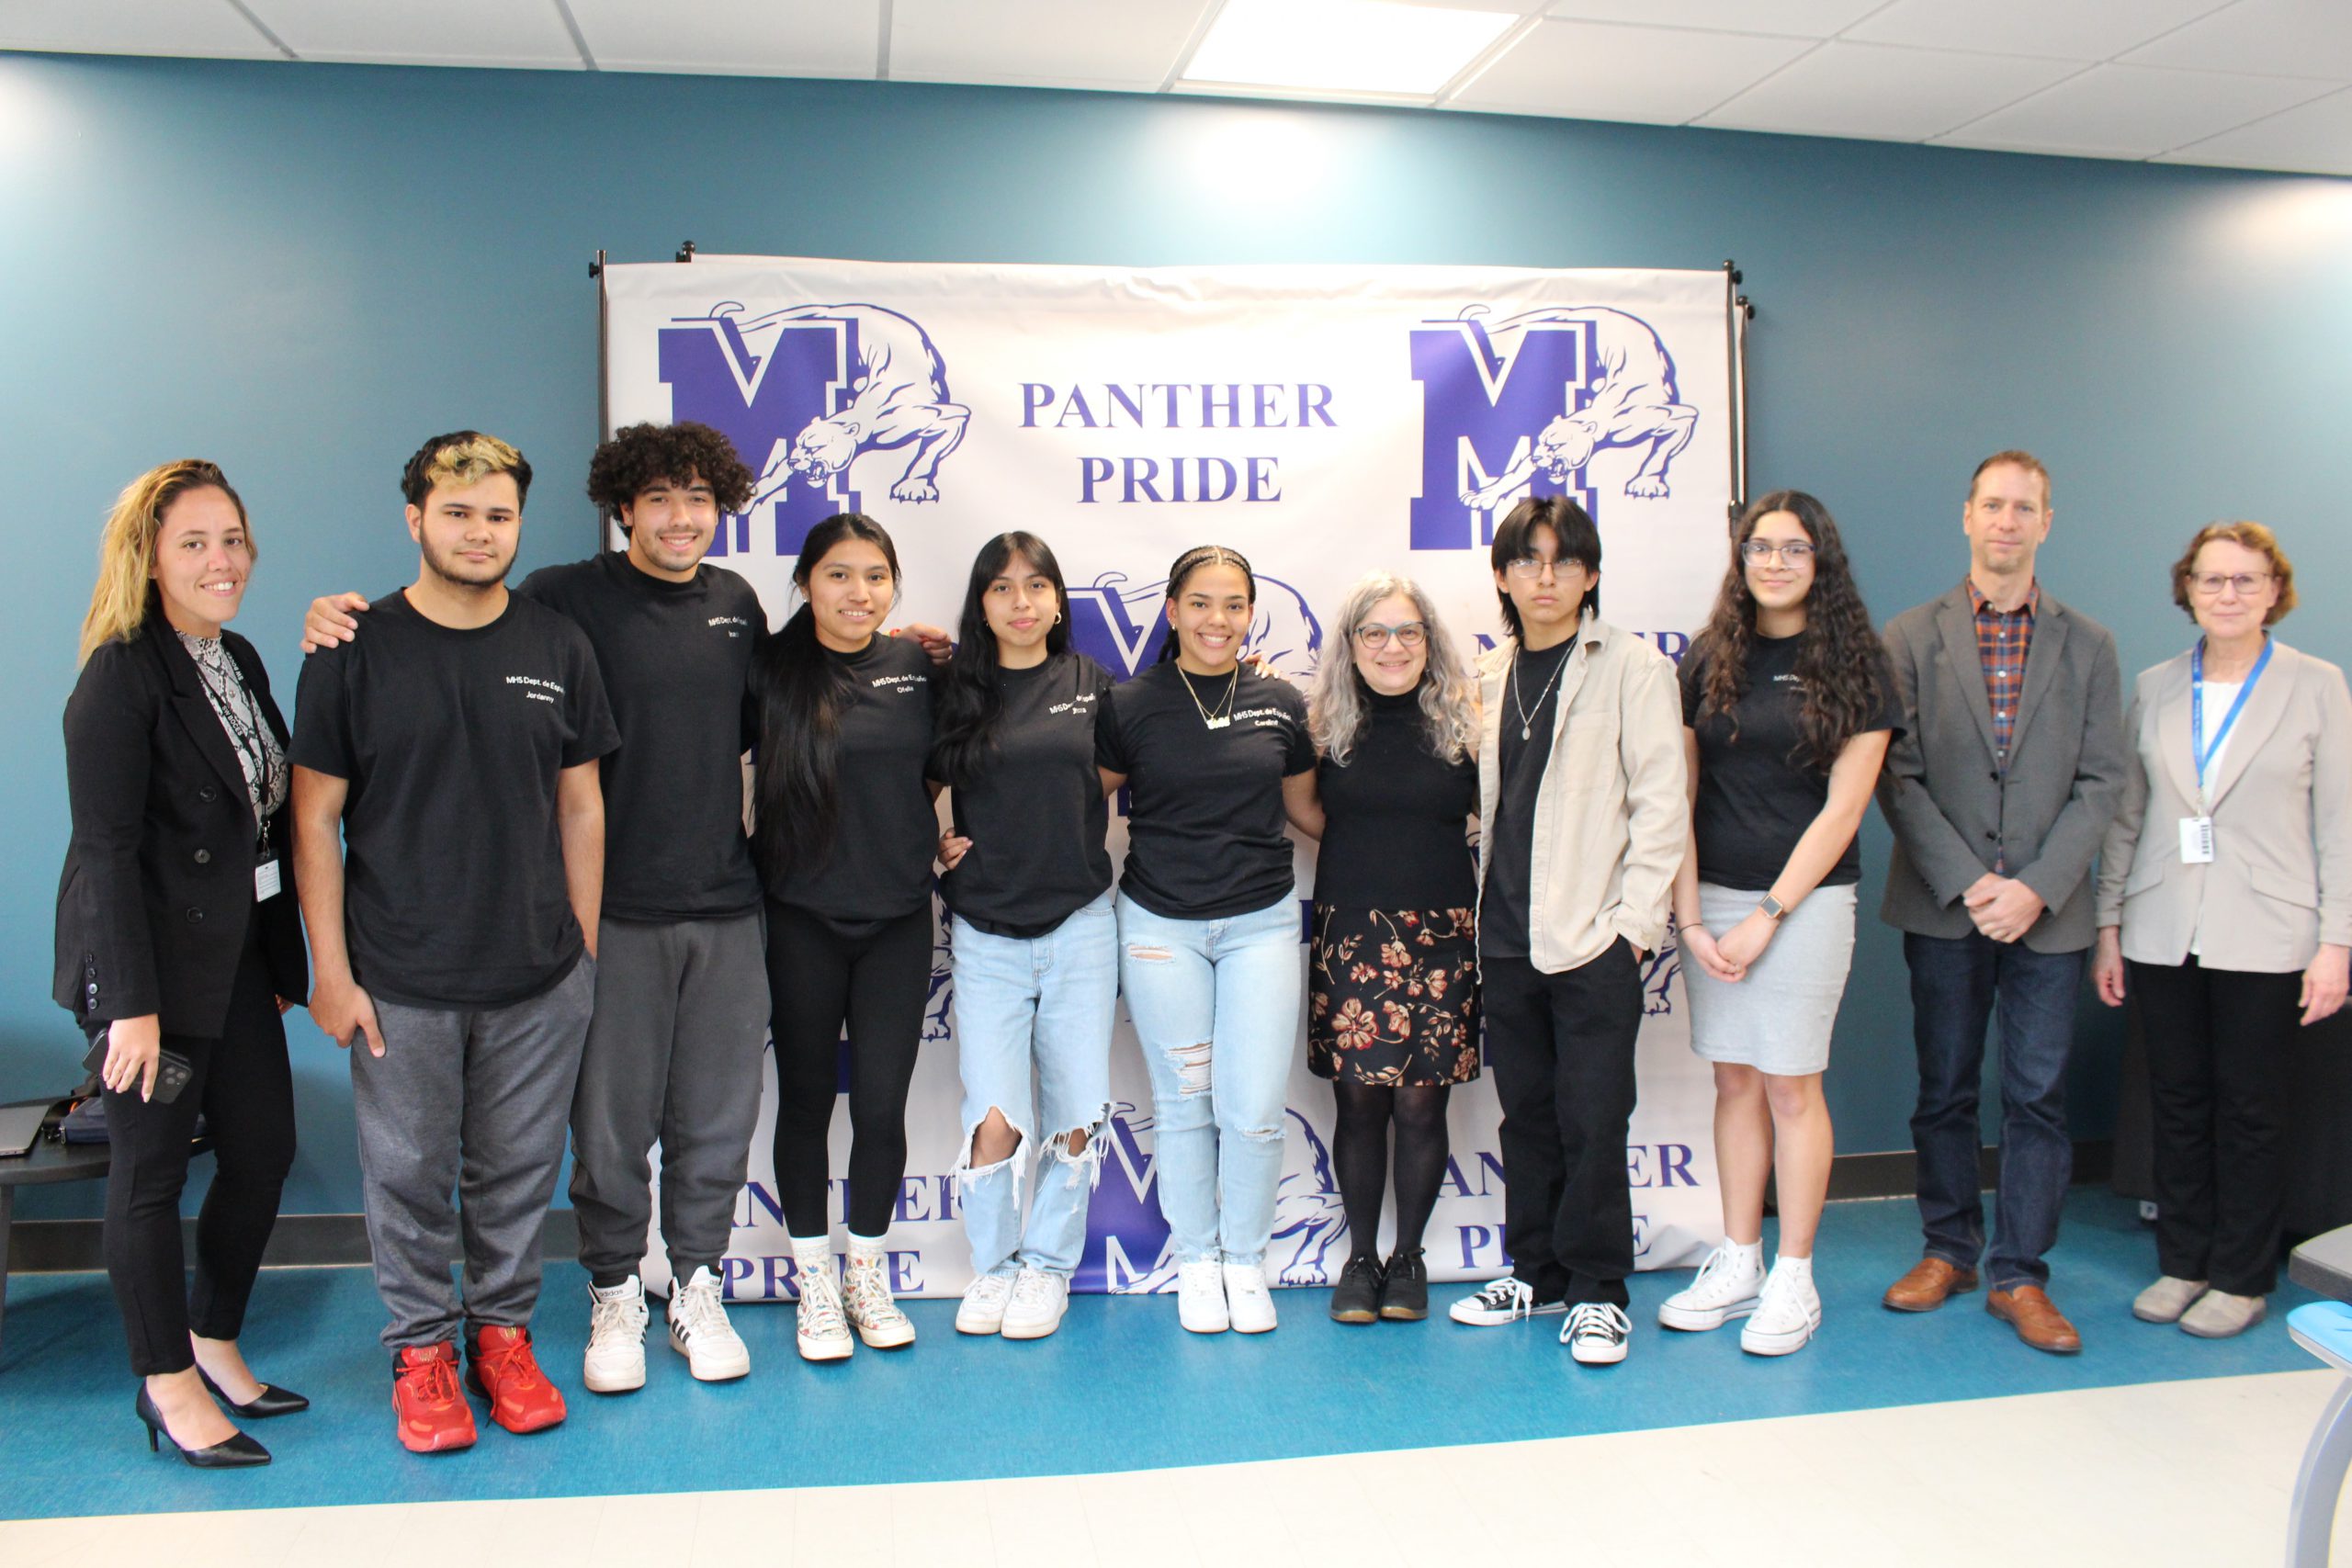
[949,890,1118,1279]
[1117,892,1304,1268]
[1904,931,2086,1291]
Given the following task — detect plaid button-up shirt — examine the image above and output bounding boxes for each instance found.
[1968,574,2039,777]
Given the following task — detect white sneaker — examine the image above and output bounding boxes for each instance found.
[1563,1301,1633,1364]
[842,1249,917,1349]
[1177,1258,1230,1334]
[957,1271,1015,1336]
[1740,1264,1821,1357]
[1001,1269,1069,1340]
[1449,1277,1566,1326]
[582,1275,649,1393]
[794,1254,854,1362]
[667,1265,751,1381]
[1223,1260,1278,1334]
[1658,1244,1766,1332]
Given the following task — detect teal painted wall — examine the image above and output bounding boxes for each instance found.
[5,51,2346,1218]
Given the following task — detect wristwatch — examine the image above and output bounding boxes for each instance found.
[1758,893,1787,921]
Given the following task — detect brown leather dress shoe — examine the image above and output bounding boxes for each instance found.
[1987,1285,2082,1354]
[1882,1257,1979,1312]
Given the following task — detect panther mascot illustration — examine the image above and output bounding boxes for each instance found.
[1457,305,1700,511]
[744,302,970,506]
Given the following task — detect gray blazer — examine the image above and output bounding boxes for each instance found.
[1876,583,2126,953]
[2094,640,2352,973]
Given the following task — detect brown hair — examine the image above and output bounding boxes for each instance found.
[1967,449,2052,510]
[80,461,252,666]
[2170,521,2296,625]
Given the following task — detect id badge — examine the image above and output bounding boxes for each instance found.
[254,858,283,900]
[2178,818,2214,865]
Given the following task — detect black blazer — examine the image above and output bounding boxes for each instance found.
[53,612,308,1035]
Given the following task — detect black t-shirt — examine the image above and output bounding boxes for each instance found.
[1096,661,1316,920]
[517,551,763,922]
[933,650,1115,939]
[1316,687,1478,910]
[1679,632,1902,892]
[290,591,619,1007]
[755,632,936,932]
[1480,637,1575,960]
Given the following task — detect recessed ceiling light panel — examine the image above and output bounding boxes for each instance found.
[1183,0,1518,96]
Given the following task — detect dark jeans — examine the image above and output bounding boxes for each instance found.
[1904,931,2084,1291]
[100,922,295,1378]
[2129,958,2300,1297]
[1480,939,1643,1307]
[765,902,933,1238]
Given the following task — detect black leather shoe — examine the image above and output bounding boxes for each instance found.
[136,1387,270,1468]
[1379,1249,1430,1321]
[1329,1255,1385,1324]
[199,1369,311,1418]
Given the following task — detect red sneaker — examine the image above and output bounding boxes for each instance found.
[391,1343,478,1454]
[467,1325,567,1434]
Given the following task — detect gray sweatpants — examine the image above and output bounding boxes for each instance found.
[567,912,771,1285]
[352,955,594,1349]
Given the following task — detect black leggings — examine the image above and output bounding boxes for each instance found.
[765,902,933,1237]
[101,923,295,1378]
[1330,1079,1453,1260]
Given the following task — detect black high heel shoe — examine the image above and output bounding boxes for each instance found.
[198,1368,311,1418]
[135,1387,271,1468]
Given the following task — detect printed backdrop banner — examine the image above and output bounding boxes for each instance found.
[601,256,1741,1301]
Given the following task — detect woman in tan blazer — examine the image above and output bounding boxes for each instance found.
[2094,522,2352,1339]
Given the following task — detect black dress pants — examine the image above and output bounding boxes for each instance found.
[100,921,296,1377]
[1481,938,1643,1307]
[765,901,933,1239]
[2128,957,2301,1296]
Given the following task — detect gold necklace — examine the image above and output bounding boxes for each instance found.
[1177,664,1239,730]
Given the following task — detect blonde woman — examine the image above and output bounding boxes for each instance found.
[54,461,309,1468]
[1306,572,1481,1325]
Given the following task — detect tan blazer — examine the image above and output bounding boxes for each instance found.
[2095,639,2352,973]
[1475,614,1687,973]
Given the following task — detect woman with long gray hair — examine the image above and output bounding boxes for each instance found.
[1305,572,1481,1325]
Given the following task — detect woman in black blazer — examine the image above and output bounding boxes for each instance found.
[54,461,308,1468]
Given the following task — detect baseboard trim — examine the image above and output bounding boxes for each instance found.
[7,1144,2118,1274]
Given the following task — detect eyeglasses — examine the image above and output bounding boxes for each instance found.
[1740,539,1815,563]
[1353,622,1427,649]
[2188,571,2273,598]
[1504,556,1586,581]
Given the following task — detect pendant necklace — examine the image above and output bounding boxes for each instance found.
[1179,664,1239,730]
[1510,646,1567,741]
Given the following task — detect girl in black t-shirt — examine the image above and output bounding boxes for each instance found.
[1660,491,1897,1359]
[750,513,938,1362]
[1096,546,1320,1336]
[928,532,1118,1341]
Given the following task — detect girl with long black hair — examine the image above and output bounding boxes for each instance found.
[752,513,937,1361]
[1095,545,1320,1335]
[928,533,1118,1341]
[1659,490,1899,1358]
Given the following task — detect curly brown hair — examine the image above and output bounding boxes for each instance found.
[1692,490,1884,772]
[2169,520,2297,626]
[586,422,754,523]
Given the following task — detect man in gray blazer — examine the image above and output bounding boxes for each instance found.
[1875,451,2125,1354]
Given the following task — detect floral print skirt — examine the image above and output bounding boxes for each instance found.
[1307,904,1480,1087]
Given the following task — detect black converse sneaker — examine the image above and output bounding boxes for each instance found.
[1563,1301,1633,1364]
[1448,1276,1568,1325]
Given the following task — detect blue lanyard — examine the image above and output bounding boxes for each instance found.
[2190,637,2272,795]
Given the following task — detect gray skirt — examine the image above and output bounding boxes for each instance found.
[1683,881,1857,1075]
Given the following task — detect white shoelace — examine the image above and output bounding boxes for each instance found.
[967,1273,1014,1309]
[798,1268,849,1337]
[1567,1302,1631,1342]
[1225,1266,1270,1303]
[589,1283,646,1342]
[672,1274,732,1342]
[1008,1270,1060,1315]
[1473,1278,1535,1317]
[1686,1247,1761,1303]
[844,1255,910,1326]
[1179,1258,1224,1293]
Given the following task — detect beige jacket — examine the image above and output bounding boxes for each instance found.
[1476,615,1687,972]
[2095,639,2352,973]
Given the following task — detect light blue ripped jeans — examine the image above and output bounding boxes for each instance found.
[1116,890,1304,1269]
[950,888,1118,1279]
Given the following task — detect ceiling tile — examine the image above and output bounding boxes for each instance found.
[2157,82,2352,174]
[1938,62,2336,157]
[243,0,584,68]
[890,0,1207,89]
[1846,0,2222,62]
[2121,0,2352,79]
[1541,1,1883,39]
[1448,18,1810,122]
[1697,39,2081,141]
[0,0,282,60]
[567,0,878,77]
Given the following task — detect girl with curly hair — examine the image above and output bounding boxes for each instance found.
[1658,490,1900,1358]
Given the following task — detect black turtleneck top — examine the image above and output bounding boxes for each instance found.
[1314,686,1478,910]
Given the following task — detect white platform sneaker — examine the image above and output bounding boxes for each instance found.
[842,1247,918,1349]
[794,1253,854,1362]
[1739,1261,1822,1357]
[1657,1243,1766,1333]
[667,1265,752,1381]
[583,1275,649,1393]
